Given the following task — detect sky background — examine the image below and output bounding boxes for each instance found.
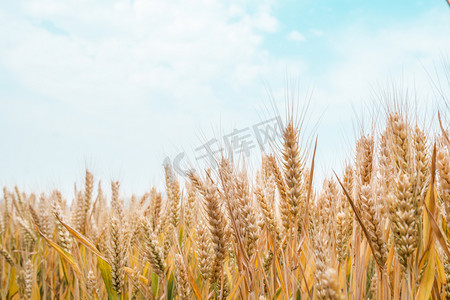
[0,0,449,198]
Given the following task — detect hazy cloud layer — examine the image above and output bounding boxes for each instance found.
[0,0,449,195]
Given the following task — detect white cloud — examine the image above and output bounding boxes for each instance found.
[287,30,306,42]
[309,29,324,37]
[325,7,450,99]
[0,1,448,195]
[0,0,280,107]
[303,7,450,176]
[0,0,287,195]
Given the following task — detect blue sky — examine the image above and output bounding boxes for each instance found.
[0,0,449,197]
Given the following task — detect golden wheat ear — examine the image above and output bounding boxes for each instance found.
[175,253,191,300]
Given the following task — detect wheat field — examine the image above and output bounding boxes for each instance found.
[0,104,450,299]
